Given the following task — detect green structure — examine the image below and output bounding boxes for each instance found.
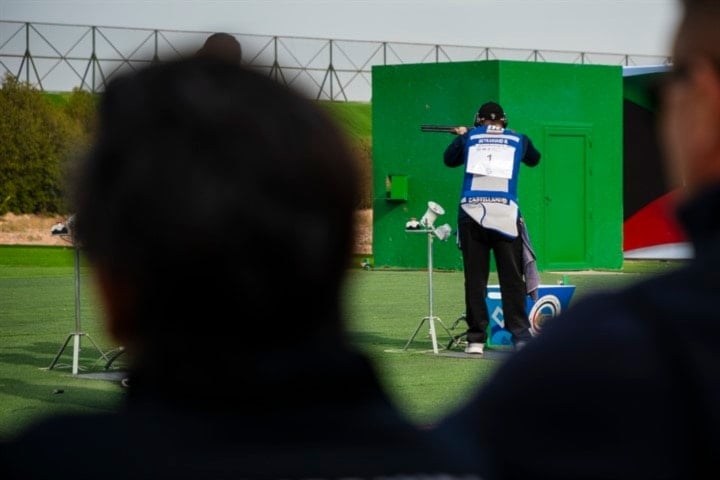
[371,60,624,271]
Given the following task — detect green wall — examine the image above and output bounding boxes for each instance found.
[372,60,623,271]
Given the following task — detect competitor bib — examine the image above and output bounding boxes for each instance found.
[466,142,516,179]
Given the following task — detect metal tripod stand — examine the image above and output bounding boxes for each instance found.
[47,240,109,375]
[403,227,455,354]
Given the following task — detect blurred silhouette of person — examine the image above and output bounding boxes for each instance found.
[0,57,482,479]
[196,32,242,64]
[436,0,720,478]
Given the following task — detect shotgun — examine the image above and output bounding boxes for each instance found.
[419,124,467,133]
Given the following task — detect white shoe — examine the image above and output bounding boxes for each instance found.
[465,343,484,355]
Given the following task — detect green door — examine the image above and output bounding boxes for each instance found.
[543,127,592,269]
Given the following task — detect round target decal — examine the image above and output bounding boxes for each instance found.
[528,294,562,336]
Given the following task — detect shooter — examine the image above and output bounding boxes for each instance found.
[442,102,541,354]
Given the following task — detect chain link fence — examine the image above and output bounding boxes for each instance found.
[0,20,671,102]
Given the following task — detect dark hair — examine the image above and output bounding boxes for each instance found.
[196,32,242,64]
[71,58,359,357]
[674,0,720,61]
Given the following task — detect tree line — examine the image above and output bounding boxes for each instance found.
[0,74,372,216]
[0,74,96,215]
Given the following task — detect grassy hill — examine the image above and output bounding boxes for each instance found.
[319,101,373,209]
[37,93,374,211]
[41,94,373,144]
[319,101,372,143]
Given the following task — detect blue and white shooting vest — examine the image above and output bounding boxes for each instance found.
[460,125,525,238]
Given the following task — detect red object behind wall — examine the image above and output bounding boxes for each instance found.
[623,189,687,252]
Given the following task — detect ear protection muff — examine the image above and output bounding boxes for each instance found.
[474,112,509,128]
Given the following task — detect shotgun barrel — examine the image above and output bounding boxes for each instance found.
[420,124,462,133]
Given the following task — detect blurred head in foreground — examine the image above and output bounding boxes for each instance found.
[660,0,720,199]
[196,32,242,64]
[71,57,359,382]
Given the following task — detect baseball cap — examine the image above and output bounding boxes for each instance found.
[477,102,505,122]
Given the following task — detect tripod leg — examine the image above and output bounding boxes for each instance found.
[451,313,467,330]
[447,330,468,350]
[435,317,455,339]
[48,334,74,370]
[403,317,428,350]
[84,334,110,362]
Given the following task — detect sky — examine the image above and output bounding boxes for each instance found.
[0,0,681,57]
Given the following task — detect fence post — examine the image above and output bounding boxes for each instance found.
[153,29,160,63]
[91,26,96,92]
[24,22,30,84]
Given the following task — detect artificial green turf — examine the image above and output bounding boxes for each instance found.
[0,246,123,439]
[0,245,684,438]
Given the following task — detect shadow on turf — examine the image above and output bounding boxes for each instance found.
[347,330,408,349]
[3,341,124,372]
[0,376,125,411]
[348,328,512,358]
[436,349,513,360]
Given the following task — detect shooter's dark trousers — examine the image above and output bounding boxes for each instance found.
[458,218,532,345]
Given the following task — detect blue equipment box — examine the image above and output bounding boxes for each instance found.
[485,284,576,347]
